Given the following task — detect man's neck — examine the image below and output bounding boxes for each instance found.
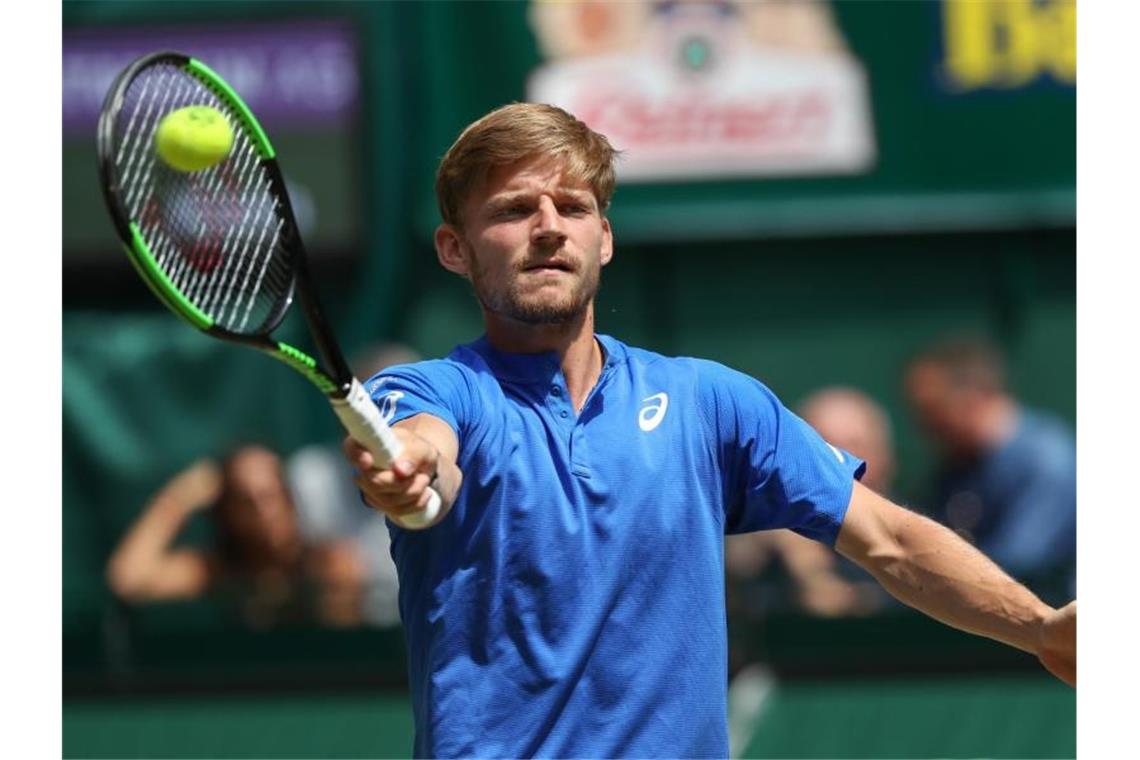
[484,306,603,412]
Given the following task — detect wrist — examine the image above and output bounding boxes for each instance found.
[1032,604,1058,654]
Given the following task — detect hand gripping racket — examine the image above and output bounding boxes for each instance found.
[96,51,441,530]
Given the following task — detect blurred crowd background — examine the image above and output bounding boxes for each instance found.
[62,1,1076,758]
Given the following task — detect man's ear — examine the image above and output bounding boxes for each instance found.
[435,224,470,277]
[599,216,614,267]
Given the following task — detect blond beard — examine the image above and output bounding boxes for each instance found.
[467,247,601,325]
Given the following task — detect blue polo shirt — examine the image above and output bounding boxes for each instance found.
[368,334,863,759]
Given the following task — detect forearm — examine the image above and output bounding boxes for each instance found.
[106,497,199,597]
[110,497,189,566]
[106,463,218,597]
[857,507,1050,654]
[430,456,463,511]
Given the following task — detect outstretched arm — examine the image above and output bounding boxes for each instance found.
[835,481,1076,685]
[105,459,221,602]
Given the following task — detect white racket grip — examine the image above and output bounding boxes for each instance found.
[330,378,443,530]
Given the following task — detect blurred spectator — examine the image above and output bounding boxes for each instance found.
[106,343,423,630]
[800,386,895,495]
[106,445,371,629]
[285,342,422,627]
[904,336,1076,603]
[725,386,890,618]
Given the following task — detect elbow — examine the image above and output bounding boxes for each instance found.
[861,536,907,579]
[105,558,152,603]
[866,513,956,593]
[854,513,917,583]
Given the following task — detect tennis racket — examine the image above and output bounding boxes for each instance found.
[96,51,441,530]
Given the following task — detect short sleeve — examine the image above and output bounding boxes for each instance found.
[363,360,473,441]
[696,361,865,545]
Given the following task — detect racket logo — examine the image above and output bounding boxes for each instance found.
[638,392,669,432]
[377,391,405,424]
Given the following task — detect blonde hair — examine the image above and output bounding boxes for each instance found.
[435,103,618,227]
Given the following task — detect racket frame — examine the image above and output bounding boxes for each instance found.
[96,50,355,400]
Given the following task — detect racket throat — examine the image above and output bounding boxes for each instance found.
[270,341,339,395]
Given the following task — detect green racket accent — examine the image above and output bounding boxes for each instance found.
[274,341,338,394]
[125,222,214,330]
[186,58,275,160]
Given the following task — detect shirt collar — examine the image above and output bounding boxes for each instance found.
[466,333,625,384]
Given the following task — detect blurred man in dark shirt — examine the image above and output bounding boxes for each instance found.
[905,337,1076,603]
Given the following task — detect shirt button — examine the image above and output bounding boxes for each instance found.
[560,410,569,418]
[551,386,561,396]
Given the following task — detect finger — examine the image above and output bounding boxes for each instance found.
[355,480,422,515]
[355,470,414,492]
[401,472,432,501]
[342,437,374,470]
[353,471,430,511]
[416,479,440,510]
[374,493,430,517]
[393,459,418,479]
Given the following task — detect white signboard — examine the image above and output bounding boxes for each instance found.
[527,0,876,182]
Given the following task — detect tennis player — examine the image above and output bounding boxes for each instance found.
[344,103,1076,758]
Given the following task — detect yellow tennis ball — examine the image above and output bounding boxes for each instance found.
[154,105,234,172]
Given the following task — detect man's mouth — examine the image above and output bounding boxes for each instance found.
[522,259,575,273]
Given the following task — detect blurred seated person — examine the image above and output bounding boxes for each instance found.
[904,336,1076,604]
[106,444,370,629]
[725,387,891,618]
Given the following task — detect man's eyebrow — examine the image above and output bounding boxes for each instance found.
[557,188,594,203]
[484,188,595,211]
[485,192,531,207]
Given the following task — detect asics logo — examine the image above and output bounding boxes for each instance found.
[826,443,845,464]
[377,391,405,423]
[366,376,394,395]
[638,392,669,432]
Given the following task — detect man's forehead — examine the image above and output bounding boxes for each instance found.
[481,157,592,199]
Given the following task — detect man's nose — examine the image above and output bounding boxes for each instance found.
[531,196,566,247]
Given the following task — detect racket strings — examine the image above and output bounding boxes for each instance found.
[110,63,294,335]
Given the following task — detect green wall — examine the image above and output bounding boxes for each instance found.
[63,675,1074,759]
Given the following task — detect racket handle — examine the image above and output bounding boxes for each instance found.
[330,378,443,530]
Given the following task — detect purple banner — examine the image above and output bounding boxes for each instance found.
[63,19,359,137]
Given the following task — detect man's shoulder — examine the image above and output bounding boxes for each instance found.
[607,337,757,383]
[606,337,779,410]
[363,349,486,397]
[1020,407,1074,440]
[1013,408,1076,470]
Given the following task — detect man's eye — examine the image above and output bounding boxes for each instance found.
[560,204,588,215]
[496,206,530,218]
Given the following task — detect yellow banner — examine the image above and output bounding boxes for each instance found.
[943,0,1075,90]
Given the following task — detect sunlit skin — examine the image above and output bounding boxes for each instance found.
[434,157,613,409]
